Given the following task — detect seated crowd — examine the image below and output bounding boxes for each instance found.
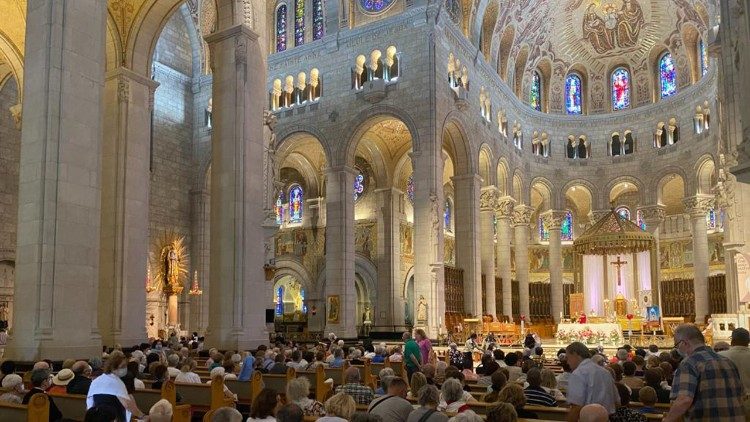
[0,325,747,422]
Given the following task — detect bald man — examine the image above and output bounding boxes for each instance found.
[579,404,609,422]
[67,361,92,395]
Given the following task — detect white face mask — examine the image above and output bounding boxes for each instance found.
[114,368,128,377]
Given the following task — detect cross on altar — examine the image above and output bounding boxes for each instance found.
[610,256,628,286]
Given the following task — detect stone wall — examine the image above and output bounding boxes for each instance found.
[0,76,20,325]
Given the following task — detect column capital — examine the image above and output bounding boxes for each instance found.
[512,205,535,226]
[683,194,715,218]
[496,196,516,218]
[541,210,568,230]
[480,186,500,212]
[637,204,666,223]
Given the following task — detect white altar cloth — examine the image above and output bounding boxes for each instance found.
[555,323,623,345]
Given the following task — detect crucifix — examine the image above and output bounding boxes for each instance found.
[610,256,628,286]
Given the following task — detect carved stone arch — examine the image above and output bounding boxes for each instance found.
[496,25,515,81]
[514,45,530,98]
[341,105,421,169]
[275,127,332,165]
[530,177,555,211]
[652,166,690,204]
[495,158,510,196]
[560,179,598,212]
[274,257,315,297]
[604,175,645,208]
[680,22,702,83]
[105,13,124,73]
[0,33,24,104]
[478,143,495,186]
[441,111,477,176]
[512,169,526,204]
[694,153,717,195]
[474,0,499,61]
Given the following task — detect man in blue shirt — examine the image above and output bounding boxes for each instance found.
[564,341,618,421]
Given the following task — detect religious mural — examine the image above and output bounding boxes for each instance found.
[274,227,326,279]
[444,236,456,266]
[581,0,645,53]
[659,234,725,271]
[355,221,377,261]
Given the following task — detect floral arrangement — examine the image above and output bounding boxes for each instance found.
[555,329,570,344]
[609,329,621,344]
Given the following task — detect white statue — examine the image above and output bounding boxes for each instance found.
[417,295,428,322]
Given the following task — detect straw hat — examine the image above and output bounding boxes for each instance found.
[52,368,74,386]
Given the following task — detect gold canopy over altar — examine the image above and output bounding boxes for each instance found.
[572,209,657,328]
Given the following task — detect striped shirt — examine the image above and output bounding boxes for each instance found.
[670,346,745,421]
[524,385,558,407]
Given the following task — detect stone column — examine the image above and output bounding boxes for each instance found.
[374,188,404,331]
[542,210,567,323]
[638,205,665,308]
[512,205,535,321]
[480,187,499,319]
[324,166,357,338]
[7,0,107,360]
[413,149,445,338]
[204,25,268,350]
[683,195,714,323]
[496,197,515,320]
[98,68,158,347]
[453,174,483,317]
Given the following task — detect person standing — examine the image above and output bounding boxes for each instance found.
[415,328,433,365]
[403,331,422,381]
[564,342,618,421]
[463,333,482,368]
[720,327,750,416]
[664,324,745,422]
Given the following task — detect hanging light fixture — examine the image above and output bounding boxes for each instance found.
[188,270,203,295]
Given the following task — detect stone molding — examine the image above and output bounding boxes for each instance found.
[540,210,568,230]
[479,186,499,211]
[496,196,516,218]
[512,205,534,226]
[637,205,666,223]
[682,194,715,218]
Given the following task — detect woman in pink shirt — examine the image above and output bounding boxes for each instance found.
[415,328,432,366]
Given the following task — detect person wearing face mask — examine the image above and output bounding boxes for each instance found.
[663,324,745,422]
[22,368,63,421]
[87,352,149,421]
[0,373,26,403]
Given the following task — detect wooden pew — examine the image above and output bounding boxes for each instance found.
[260,367,296,394]
[51,385,190,422]
[175,378,234,412]
[0,393,49,422]
[161,380,193,422]
[225,371,263,405]
[385,360,406,382]
[348,361,375,390]
[324,363,348,387]
[295,366,332,402]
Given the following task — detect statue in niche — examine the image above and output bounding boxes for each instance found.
[430,192,440,261]
[417,295,428,322]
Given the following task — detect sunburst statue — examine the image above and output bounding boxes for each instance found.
[149,230,190,296]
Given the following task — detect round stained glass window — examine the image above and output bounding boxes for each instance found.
[359,0,396,14]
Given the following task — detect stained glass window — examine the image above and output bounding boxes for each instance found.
[659,52,677,99]
[275,191,284,225]
[444,199,452,233]
[539,217,549,241]
[565,74,582,115]
[354,172,365,201]
[294,0,305,46]
[699,38,708,77]
[289,184,303,223]
[313,0,324,40]
[637,210,646,231]
[406,174,415,204]
[276,5,287,52]
[561,211,573,241]
[706,208,716,230]
[360,0,394,13]
[275,286,284,316]
[612,68,630,111]
[301,288,308,314]
[616,207,631,221]
[530,71,542,111]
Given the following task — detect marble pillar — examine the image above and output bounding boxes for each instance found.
[374,188,404,331]
[7,0,107,360]
[683,195,714,323]
[453,174,483,317]
[413,150,445,338]
[480,187,499,319]
[542,210,567,323]
[638,205,665,308]
[496,197,515,320]
[324,166,356,338]
[98,68,157,347]
[204,25,268,350]
[513,205,534,321]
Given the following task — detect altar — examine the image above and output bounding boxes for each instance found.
[555,322,623,346]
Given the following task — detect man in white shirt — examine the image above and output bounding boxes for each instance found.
[565,342,618,421]
[719,327,750,415]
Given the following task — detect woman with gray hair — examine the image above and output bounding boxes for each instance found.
[437,378,470,414]
[407,385,449,422]
[286,377,325,416]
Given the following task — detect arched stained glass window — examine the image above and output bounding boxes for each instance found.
[294,0,305,46]
[313,0,324,40]
[289,184,304,223]
[637,209,646,231]
[561,211,573,241]
[406,174,415,204]
[616,207,631,221]
[444,199,452,233]
[612,68,630,111]
[706,208,717,230]
[354,172,365,201]
[565,74,582,115]
[275,286,284,316]
[659,52,677,98]
[276,5,288,52]
[539,217,549,241]
[360,0,395,13]
[275,191,284,225]
[301,288,308,313]
[699,38,708,77]
[530,71,542,111]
